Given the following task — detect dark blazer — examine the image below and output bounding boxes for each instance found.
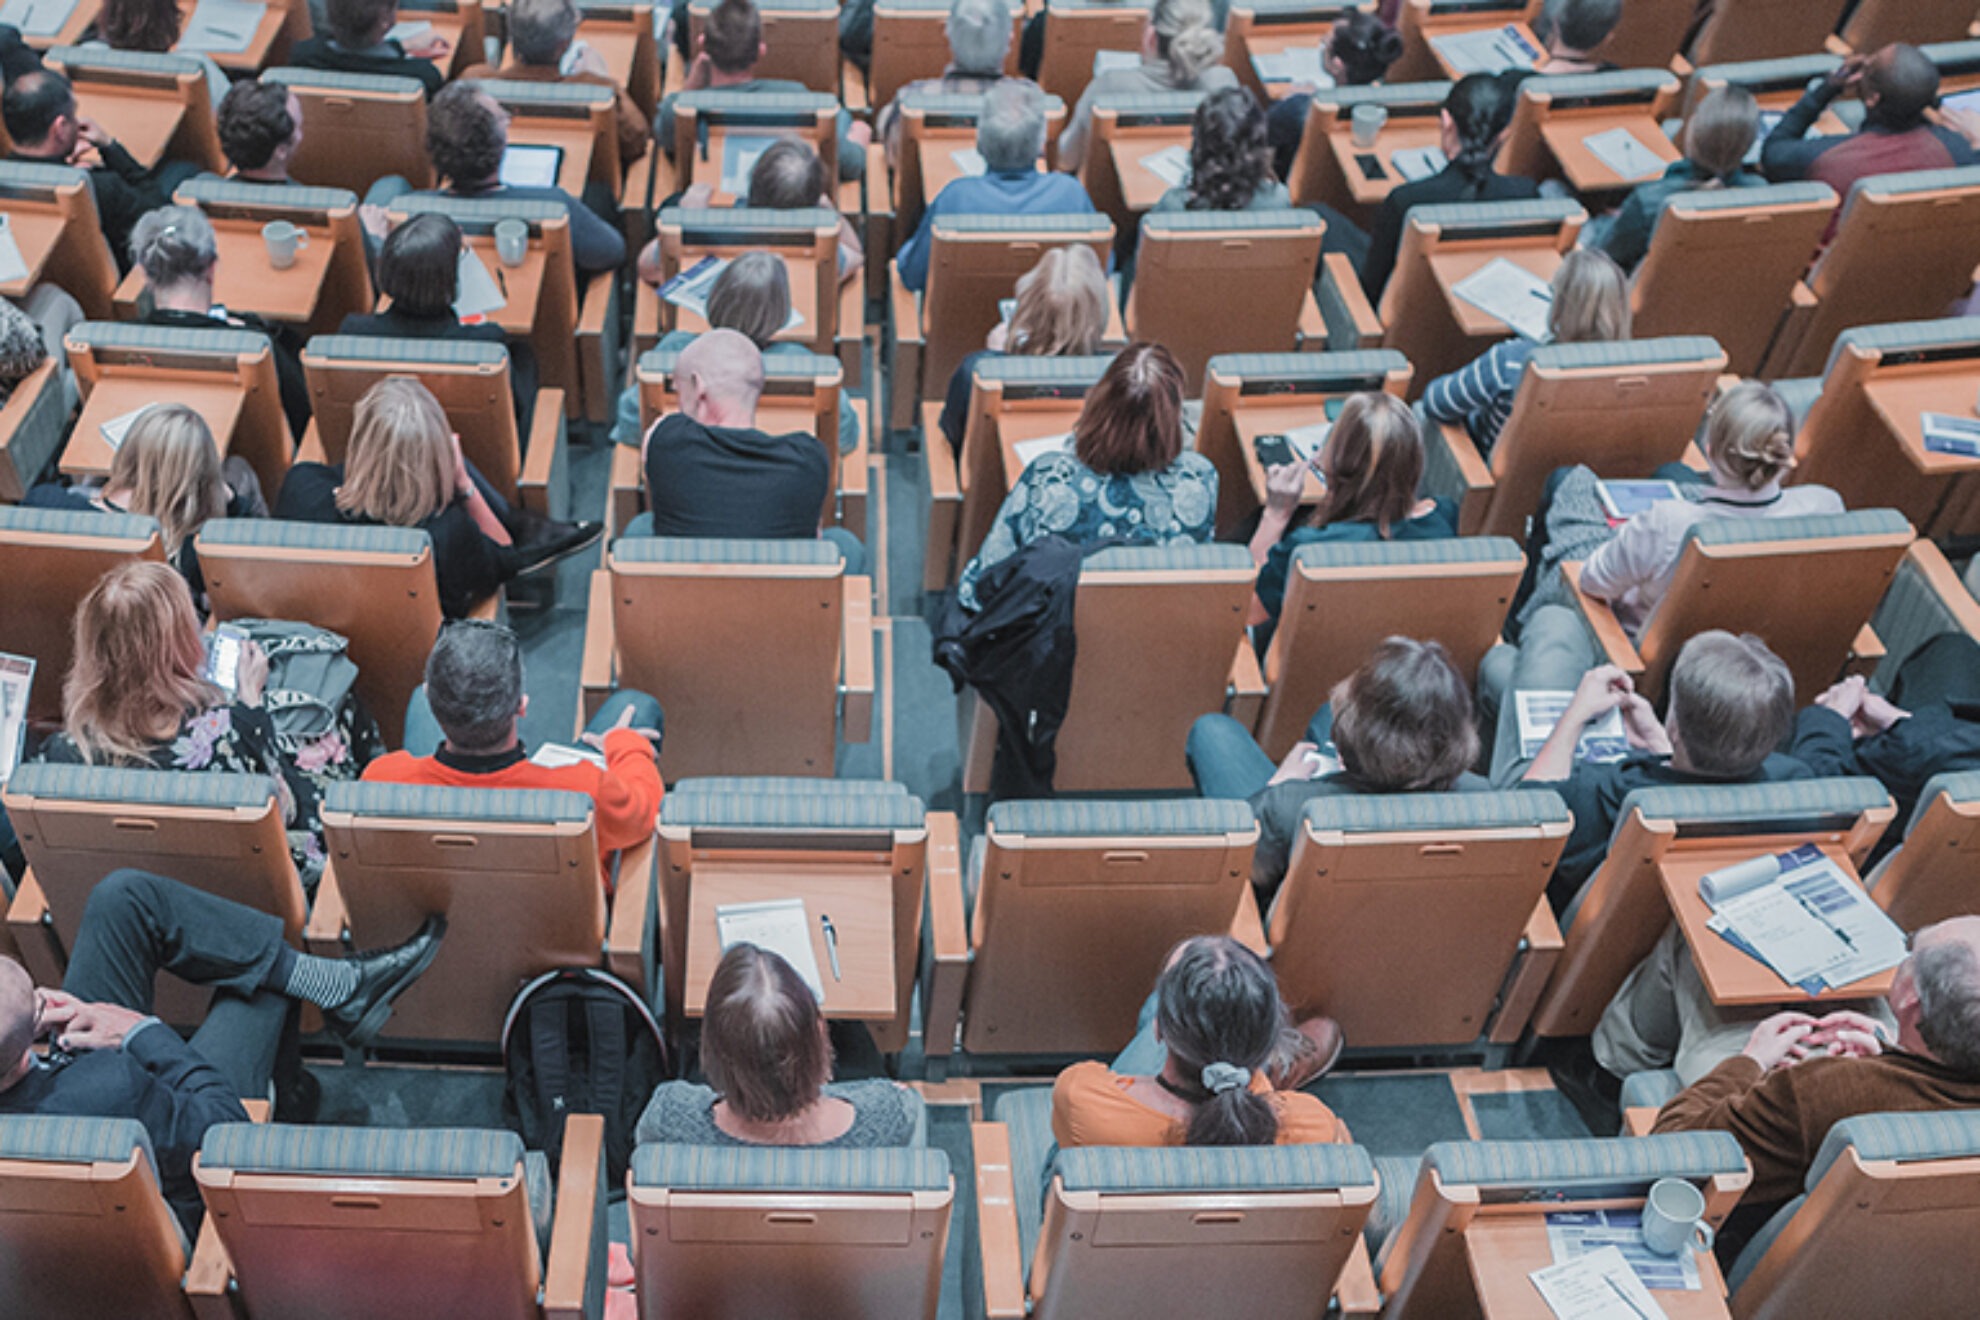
[9,139,165,272]
[289,35,445,97]
[1360,163,1541,300]
[0,23,44,83]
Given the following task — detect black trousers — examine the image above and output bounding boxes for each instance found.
[63,869,293,1099]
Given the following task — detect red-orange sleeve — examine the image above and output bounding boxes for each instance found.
[591,727,664,854]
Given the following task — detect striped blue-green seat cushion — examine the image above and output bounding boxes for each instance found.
[1303,789,1571,835]
[306,335,508,368]
[657,205,838,232]
[0,350,70,487]
[989,797,1255,837]
[1872,553,1980,694]
[392,195,568,231]
[1086,90,1209,117]
[177,176,356,213]
[265,66,424,94]
[1618,1069,1683,1112]
[1530,336,1724,371]
[969,354,1114,387]
[1848,165,1980,204]
[201,1124,526,1179]
[636,347,840,378]
[1425,1132,1747,1190]
[1830,318,1980,374]
[1693,54,1838,86]
[675,89,838,114]
[899,90,1068,117]
[1290,535,1522,572]
[631,1143,950,1191]
[1368,1153,1418,1254]
[1055,1142,1375,1194]
[610,536,841,565]
[1408,197,1583,232]
[1924,38,1980,67]
[1666,182,1835,214]
[48,44,201,75]
[481,78,616,107]
[0,160,90,193]
[1769,377,1822,424]
[1083,543,1253,573]
[0,1115,156,1171]
[196,517,431,557]
[1681,507,1910,549]
[1904,769,1980,837]
[324,781,594,823]
[660,789,925,830]
[1806,1110,1980,1193]
[1619,777,1893,837]
[933,213,1114,236]
[668,776,910,798]
[2,764,275,808]
[1142,209,1321,234]
[67,321,269,356]
[1206,349,1410,383]
[0,504,157,542]
[1313,81,1452,111]
[1050,0,1151,12]
[1527,69,1676,100]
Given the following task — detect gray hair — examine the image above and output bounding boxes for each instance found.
[1667,631,1795,778]
[130,204,217,289]
[507,0,581,66]
[0,959,33,1079]
[1915,937,1980,1076]
[947,0,1011,75]
[977,77,1046,173]
[424,621,525,753]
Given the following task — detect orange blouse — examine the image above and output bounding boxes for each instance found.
[1050,1061,1351,1148]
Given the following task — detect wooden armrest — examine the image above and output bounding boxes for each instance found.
[1319,250,1383,348]
[1561,562,1645,675]
[890,260,925,430]
[972,1122,1030,1320]
[1488,898,1566,1045]
[580,568,618,710]
[518,387,568,518]
[1901,540,1980,639]
[1226,637,1267,732]
[921,811,970,1061]
[302,862,349,954]
[606,831,659,994]
[1763,280,1818,376]
[608,442,644,540]
[1427,419,1494,536]
[5,872,64,988]
[840,575,875,742]
[1295,288,1328,349]
[841,57,869,114]
[111,264,144,320]
[184,1215,239,1320]
[1334,1238,1381,1317]
[1229,884,1269,956]
[542,1113,607,1320]
[923,400,961,591]
[1844,622,1887,679]
[890,261,922,347]
[1622,1106,1661,1137]
[292,419,327,467]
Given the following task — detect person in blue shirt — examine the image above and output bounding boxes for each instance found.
[896,78,1099,293]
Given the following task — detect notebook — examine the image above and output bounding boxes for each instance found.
[1921,411,1980,458]
[1451,257,1553,342]
[455,246,508,320]
[1582,127,1667,181]
[178,0,265,53]
[719,135,778,195]
[659,255,806,332]
[0,215,28,285]
[715,898,825,1001]
[1252,47,1328,85]
[499,143,565,189]
[1139,143,1192,188]
[950,146,988,176]
[1389,145,1448,182]
[0,0,76,38]
[1013,432,1072,470]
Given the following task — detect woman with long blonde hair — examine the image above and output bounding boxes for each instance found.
[940,245,1111,451]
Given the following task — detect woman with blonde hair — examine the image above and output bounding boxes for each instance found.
[1058,0,1235,171]
[1249,391,1457,626]
[1595,85,1764,271]
[1422,248,1631,458]
[939,244,1110,450]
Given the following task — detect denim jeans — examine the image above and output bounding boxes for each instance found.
[401,686,664,758]
[1184,705,1336,800]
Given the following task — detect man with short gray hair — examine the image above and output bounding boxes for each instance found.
[896,77,1097,291]
[457,0,651,167]
[876,0,1032,164]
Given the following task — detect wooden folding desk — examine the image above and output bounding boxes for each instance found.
[915,131,986,209]
[1326,114,1449,207]
[110,217,338,329]
[1466,1213,1732,1319]
[64,375,246,478]
[1104,126,1194,212]
[678,861,899,1021]
[0,211,65,301]
[1430,246,1562,343]
[1858,368,1980,537]
[459,234,547,341]
[1540,111,1682,199]
[1233,400,1334,506]
[1658,841,1898,1008]
[1428,20,1541,80]
[68,85,186,171]
[508,122,600,199]
[994,400,1089,493]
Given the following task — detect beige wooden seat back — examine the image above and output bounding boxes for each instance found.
[1285,81,1450,218]
[1687,0,1849,66]
[1126,208,1325,391]
[1035,0,1156,108]
[1631,184,1838,376]
[671,90,840,194]
[1528,777,1895,1038]
[195,519,447,749]
[574,0,662,116]
[46,46,222,174]
[173,176,377,340]
[1499,69,1682,188]
[1845,0,1980,53]
[687,0,840,92]
[1269,791,1569,1049]
[0,1117,192,1320]
[267,67,434,194]
[868,0,1022,110]
[1864,770,1980,933]
[0,506,163,722]
[1255,537,1523,760]
[963,545,1256,792]
[1592,0,1696,68]
[1224,0,1370,103]
[311,783,607,1046]
[0,162,120,319]
[655,205,840,353]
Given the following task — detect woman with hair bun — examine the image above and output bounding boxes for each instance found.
[1058,0,1236,172]
[1148,85,1289,216]
[1052,935,1348,1147]
[1268,9,1404,179]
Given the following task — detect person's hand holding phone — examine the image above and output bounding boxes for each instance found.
[234,640,270,707]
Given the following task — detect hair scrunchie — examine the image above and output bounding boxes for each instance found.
[1200,1062,1251,1095]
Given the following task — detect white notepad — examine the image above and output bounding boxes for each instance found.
[98,405,155,452]
[1515,690,1628,764]
[1282,420,1331,464]
[178,0,265,53]
[659,255,805,331]
[0,0,77,38]
[720,134,778,195]
[386,18,433,44]
[1389,145,1448,182]
[950,146,988,176]
[1451,257,1554,341]
[0,652,34,788]
[1013,433,1072,470]
[716,898,825,1001]
[1139,143,1192,188]
[1582,126,1667,181]
[455,246,508,320]
[1430,24,1539,75]
[1529,1246,1668,1320]
[1252,47,1328,85]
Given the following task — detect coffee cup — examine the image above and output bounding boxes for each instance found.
[261,220,307,270]
[1351,103,1388,148]
[1641,1177,1716,1257]
[494,218,529,268]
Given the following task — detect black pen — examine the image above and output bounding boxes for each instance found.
[820,913,841,981]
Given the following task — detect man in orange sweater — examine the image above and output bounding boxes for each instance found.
[365,621,664,872]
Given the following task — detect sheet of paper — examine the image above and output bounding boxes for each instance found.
[950,146,988,176]
[0,216,28,285]
[715,897,825,1001]
[455,246,508,320]
[658,254,804,331]
[530,742,607,770]
[1451,256,1554,341]
[1014,433,1072,470]
[1389,145,1448,182]
[1431,24,1539,75]
[0,652,33,787]
[1943,88,1980,117]
[1093,48,1140,76]
[1545,1210,1702,1292]
[1530,1245,1669,1320]
[1516,690,1629,763]
[1744,110,1785,166]
[99,405,155,452]
[1253,47,1329,85]
[1713,883,1851,987]
[178,0,265,53]
[1140,143,1192,188]
[1921,411,1980,458]
[1596,479,1684,522]
[1582,126,1668,182]
[386,18,432,43]
[499,143,564,189]
[0,0,76,37]
[1779,853,1907,988]
[719,134,778,195]
[1283,420,1331,463]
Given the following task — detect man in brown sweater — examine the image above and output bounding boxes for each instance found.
[1651,916,1980,1206]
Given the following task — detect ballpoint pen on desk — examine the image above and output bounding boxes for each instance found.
[1605,1275,1650,1320]
[820,913,842,981]
[1793,890,1857,951]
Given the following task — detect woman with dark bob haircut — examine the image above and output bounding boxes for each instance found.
[634,944,921,1146]
[956,341,1219,610]
[1186,636,1487,897]
[1053,935,1350,1147]
[1148,85,1290,216]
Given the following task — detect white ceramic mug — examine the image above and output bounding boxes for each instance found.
[1351,103,1388,148]
[1642,1177,1716,1257]
[494,218,529,268]
[261,220,307,269]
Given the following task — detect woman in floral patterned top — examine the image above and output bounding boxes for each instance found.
[31,562,347,887]
[957,342,1218,610]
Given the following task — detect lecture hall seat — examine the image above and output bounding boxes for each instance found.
[0,506,164,723]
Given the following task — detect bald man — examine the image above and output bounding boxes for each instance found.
[1762,43,1978,217]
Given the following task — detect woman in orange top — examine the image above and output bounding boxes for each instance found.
[1052,936,1349,1148]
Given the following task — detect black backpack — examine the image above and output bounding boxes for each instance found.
[500,968,668,1188]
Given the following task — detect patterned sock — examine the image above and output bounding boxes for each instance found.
[274,948,361,1009]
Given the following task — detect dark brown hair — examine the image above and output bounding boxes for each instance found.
[99,0,180,51]
[218,81,297,172]
[700,943,831,1123]
[703,0,764,74]
[427,83,506,185]
[1154,936,1282,1147]
[1330,638,1479,790]
[326,0,398,47]
[746,139,827,209]
[378,213,462,317]
[1311,391,1423,535]
[1071,342,1185,476]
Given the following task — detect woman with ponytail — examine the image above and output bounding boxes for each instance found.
[1359,71,1539,300]
[1052,935,1348,1148]
[1057,0,1236,172]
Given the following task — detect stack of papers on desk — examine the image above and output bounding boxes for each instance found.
[455,247,508,320]
[178,0,265,53]
[1013,433,1072,470]
[1530,1246,1667,1320]
[386,18,433,44]
[719,135,777,195]
[1582,127,1667,181]
[1451,257,1554,342]
[1253,47,1328,85]
[0,216,28,285]
[0,0,75,38]
[1922,411,1980,458]
[660,256,805,331]
[0,653,32,788]
[99,405,155,452]
[1139,144,1192,188]
[950,146,988,176]
[1430,24,1540,75]
[716,898,825,1001]
[1281,420,1331,464]
[1516,690,1628,764]
[1701,843,1907,993]
[1546,1210,1701,1292]
[1389,146,1447,182]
